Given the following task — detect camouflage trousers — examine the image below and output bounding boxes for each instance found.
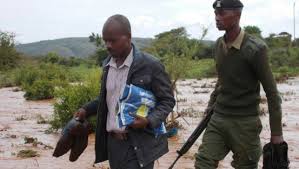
[195,113,263,169]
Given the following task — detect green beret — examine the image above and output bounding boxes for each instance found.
[213,0,244,10]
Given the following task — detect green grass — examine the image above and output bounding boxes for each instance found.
[67,64,99,82]
[185,59,216,79]
[273,66,299,82]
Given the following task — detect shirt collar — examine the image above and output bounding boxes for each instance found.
[221,29,245,50]
[106,48,133,68]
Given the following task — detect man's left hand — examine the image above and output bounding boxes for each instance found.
[129,115,149,129]
[271,135,284,144]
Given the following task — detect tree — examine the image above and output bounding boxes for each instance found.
[265,32,292,48]
[42,52,60,64]
[144,27,211,124]
[0,31,20,70]
[144,26,210,90]
[144,27,195,124]
[243,25,262,38]
[144,27,195,90]
[89,33,108,65]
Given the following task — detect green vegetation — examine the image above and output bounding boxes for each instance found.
[16,37,153,58]
[17,149,39,158]
[0,70,16,87]
[1,26,299,130]
[185,59,216,79]
[244,26,299,81]
[14,64,68,100]
[16,37,97,58]
[88,33,108,65]
[0,62,95,99]
[243,25,262,38]
[41,52,88,67]
[50,68,101,130]
[144,27,212,90]
[145,27,193,89]
[0,31,21,71]
[266,34,299,81]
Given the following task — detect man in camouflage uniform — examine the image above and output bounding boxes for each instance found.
[195,0,285,168]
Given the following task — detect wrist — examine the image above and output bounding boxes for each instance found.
[78,108,86,113]
[78,108,87,118]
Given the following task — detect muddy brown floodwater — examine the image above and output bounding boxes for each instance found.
[0,77,298,169]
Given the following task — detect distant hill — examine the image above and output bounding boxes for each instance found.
[16,37,154,58]
[16,37,214,58]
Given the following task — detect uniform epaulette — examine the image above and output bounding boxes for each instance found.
[246,34,267,50]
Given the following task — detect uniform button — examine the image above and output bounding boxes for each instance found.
[134,146,138,150]
[140,163,144,167]
[140,80,143,83]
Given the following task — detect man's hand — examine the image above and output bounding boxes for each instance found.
[271,135,284,144]
[74,108,87,121]
[129,114,149,129]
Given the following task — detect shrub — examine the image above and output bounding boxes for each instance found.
[14,66,40,86]
[50,68,101,130]
[0,71,16,87]
[23,79,55,100]
[13,64,75,100]
[186,59,216,79]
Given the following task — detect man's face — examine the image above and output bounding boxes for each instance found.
[102,22,131,58]
[214,9,240,31]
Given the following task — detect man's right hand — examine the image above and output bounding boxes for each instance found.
[74,108,87,121]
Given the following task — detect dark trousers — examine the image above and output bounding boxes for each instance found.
[107,133,154,169]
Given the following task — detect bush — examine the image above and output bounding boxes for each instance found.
[14,66,40,86]
[0,71,16,88]
[50,68,101,130]
[13,63,79,100]
[269,46,299,81]
[186,59,216,79]
[272,66,299,82]
[269,49,290,68]
[24,79,55,100]
[41,52,84,67]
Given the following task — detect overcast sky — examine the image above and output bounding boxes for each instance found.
[0,0,298,44]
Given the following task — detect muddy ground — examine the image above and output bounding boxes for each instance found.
[0,77,298,169]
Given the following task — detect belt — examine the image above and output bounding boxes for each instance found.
[109,132,128,140]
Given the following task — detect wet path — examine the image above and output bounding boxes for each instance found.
[0,77,298,169]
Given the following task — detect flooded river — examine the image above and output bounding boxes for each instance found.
[0,77,298,169]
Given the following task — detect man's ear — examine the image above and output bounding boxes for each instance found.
[128,32,132,40]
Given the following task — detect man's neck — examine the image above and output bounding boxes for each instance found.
[115,45,132,67]
[224,26,241,44]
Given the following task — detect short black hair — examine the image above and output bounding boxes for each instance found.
[103,14,131,36]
